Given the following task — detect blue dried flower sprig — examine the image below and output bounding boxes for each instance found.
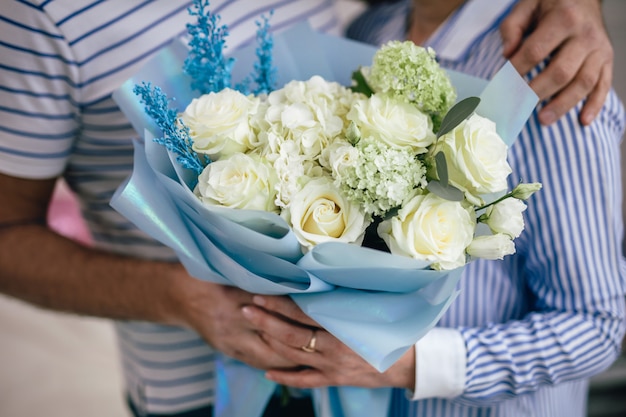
[184,0,276,95]
[234,12,276,95]
[252,12,277,95]
[184,0,234,94]
[132,1,276,179]
[133,82,207,175]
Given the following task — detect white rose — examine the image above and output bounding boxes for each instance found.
[467,234,515,260]
[181,88,259,160]
[378,192,475,270]
[347,94,435,152]
[320,139,359,176]
[438,114,512,198]
[196,153,278,212]
[483,198,527,238]
[285,177,368,249]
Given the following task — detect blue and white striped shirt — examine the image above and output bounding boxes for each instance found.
[0,0,339,414]
[348,1,626,416]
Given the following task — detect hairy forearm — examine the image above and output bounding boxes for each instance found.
[0,223,183,324]
[0,174,300,370]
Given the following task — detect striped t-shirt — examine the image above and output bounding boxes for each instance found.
[0,0,339,414]
[348,1,626,417]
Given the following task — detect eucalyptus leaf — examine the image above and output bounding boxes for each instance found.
[427,180,464,202]
[434,151,448,186]
[383,207,399,221]
[437,96,480,138]
[350,68,374,97]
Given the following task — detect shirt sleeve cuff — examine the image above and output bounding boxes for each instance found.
[407,327,466,401]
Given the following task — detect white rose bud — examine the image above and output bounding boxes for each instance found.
[285,177,368,249]
[347,94,435,153]
[467,234,516,260]
[511,182,542,200]
[196,153,278,212]
[378,192,475,270]
[483,197,527,238]
[181,88,259,160]
[438,114,512,198]
[345,121,361,145]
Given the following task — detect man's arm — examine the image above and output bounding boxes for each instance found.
[0,172,295,371]
[500,0,612,125]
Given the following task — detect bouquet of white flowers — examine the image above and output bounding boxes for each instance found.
[111,2,540,416]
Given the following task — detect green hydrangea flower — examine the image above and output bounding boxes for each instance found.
[336,136,428,217]
[367,41,457,131]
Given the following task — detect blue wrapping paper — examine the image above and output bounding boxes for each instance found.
[110,22,538,417]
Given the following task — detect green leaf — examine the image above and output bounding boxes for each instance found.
[350,68,374,97]
[426,180,464,202]
[436,96,481,138]
[434,151,448,186]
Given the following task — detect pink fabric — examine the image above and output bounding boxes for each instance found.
[47,181,91,245]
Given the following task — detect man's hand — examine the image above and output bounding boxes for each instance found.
[172,279,299,370]
[500,0,612,125]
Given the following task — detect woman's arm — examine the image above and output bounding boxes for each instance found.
[243,90,626,400]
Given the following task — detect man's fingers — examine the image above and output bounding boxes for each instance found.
[501,0,612,126]
[253,295,318,326]
[536,50,608,125]
[500,0,539,57]
[527,39,588,101]
[507,11,569,76]
[242,304,317,350]
[579,65,613,126]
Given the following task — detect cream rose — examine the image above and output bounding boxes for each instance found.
[347,94,435,153]
[437,114,512,200]
[195,153,278,212]
[378,192,475,270]
[320,139,359,176]
[467,234,515,260]
[483,198,527,238]
[285,177,368,249]
[181,88,259,160]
